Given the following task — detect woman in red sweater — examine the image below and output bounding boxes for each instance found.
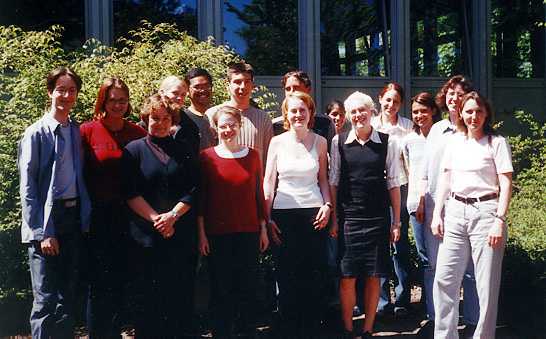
[80,77,146,337]
[198,105,269,338]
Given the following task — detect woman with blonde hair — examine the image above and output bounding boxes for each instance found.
[264,91,332,336]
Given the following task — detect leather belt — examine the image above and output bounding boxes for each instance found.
[451,192,498,204]
[56,197,79,208]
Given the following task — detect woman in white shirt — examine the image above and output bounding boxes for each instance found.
[263,91,332,337]
[400,92,441,321]
[431,91,513,338]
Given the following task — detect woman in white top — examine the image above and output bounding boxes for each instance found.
[431,91,513,338]
[264,91,332,337]
[400,92,440,321]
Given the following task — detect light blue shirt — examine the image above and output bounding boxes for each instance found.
[18,113,91,242]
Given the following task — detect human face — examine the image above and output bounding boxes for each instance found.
[48,75,78,114]
[461,99,487,135]
[284,76,311,96]
[148,106,172,138]
[228,72,253,103]
[379,89,402,120]
[328,104,346,133]
[446,84,466,114]
[346,99,372,129]
[217,113,240,143]
[188,76,212,107]
[411,102,434,131]
[286,97,310,130]
[161,82,187,106]
[104,87,129,119]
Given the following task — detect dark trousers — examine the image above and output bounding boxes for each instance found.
[379,184,412,311]
[208,232,259,337]
[86,204,127,338]
[127,231,196,337]
[28,203,83,339]
[272,208,329,336]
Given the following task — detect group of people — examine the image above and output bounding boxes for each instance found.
[18,61,513,339]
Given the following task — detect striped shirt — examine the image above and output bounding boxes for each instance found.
[206,104,273,167]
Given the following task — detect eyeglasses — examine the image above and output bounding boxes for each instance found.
[54,87,77,96]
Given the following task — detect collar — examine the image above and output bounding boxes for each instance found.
[44,112,72,133]
[442,119,457,134]
[372,114,408,129]
[345,127,382,145]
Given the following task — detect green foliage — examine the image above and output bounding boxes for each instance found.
[0,22,277,334]
[501,110,546,335]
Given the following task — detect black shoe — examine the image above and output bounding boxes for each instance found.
[353,306,363,317]
[341,329,354,338]
[376,305,394,319]
[394,306,409,318]
[463,323,477,338]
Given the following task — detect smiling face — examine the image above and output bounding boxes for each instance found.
[104,87,129,119]
[148,106,172,138]
[217,113,240,143]
[446,84,466,116]
[188,75,212,107]
[460,98,487,135]
[161,81,187,106]
[228,72,253,104]
[328,104,346,132]
[379,89,402,119]
[48,75,78,115]
[345,98,373,129]
[411,101,434,131]
[285,97,311,130]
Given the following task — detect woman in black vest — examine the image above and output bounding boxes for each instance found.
[329,91,401,338]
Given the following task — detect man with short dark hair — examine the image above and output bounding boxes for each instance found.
[206,61,273,167]
[272,70,335,151]
[184,68,215,150]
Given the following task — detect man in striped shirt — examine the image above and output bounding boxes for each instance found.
[206,61,273,168]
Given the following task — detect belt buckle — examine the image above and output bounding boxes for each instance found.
[64,199,77,208]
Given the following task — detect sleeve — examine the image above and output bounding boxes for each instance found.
[18,128,44,241]
[493,136,514,174]
[253,151,267,221]
[401,136,410,178]
[328,135,341,186]
[440,136,454,171]
[198,152,209,217]
[177,144,200,206]
[121,144,145,200]
[262,117,274,167]
[385,136,402,189]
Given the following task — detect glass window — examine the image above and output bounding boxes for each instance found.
[410,0,471,77]
[114,0,197,44]
[223,0,298,75]
[491,0,545,78]
[321,0,391,77]
[0,0,85,50]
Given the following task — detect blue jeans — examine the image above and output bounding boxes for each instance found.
[378,184,411,311]
[28,203,83,339]
[410,213,433,317]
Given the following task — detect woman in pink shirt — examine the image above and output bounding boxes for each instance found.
[198,105,269,338]
[431,91,513,338]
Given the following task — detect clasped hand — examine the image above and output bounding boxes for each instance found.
[153,213,176,238]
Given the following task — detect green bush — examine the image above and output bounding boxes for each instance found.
[0,22,277,335]
[500,111,546,337]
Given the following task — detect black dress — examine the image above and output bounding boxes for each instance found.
[122,135,199,337]
[336,131,391,278]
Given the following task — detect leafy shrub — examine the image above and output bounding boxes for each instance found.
[0,22,277,335]
[499,111,546,336]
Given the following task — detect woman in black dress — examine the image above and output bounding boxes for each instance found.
[329,91,401,338]
[122,94,198,337]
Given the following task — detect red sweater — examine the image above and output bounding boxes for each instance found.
[199,147,266,235]
[80,120,147,203]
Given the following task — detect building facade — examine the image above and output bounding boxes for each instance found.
[3,0,545,126]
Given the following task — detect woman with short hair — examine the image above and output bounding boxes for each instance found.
[122,94,198,337]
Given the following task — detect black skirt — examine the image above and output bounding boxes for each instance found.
[338,215,390,278]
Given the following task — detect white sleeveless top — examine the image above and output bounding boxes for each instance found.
[273,134,324,209]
